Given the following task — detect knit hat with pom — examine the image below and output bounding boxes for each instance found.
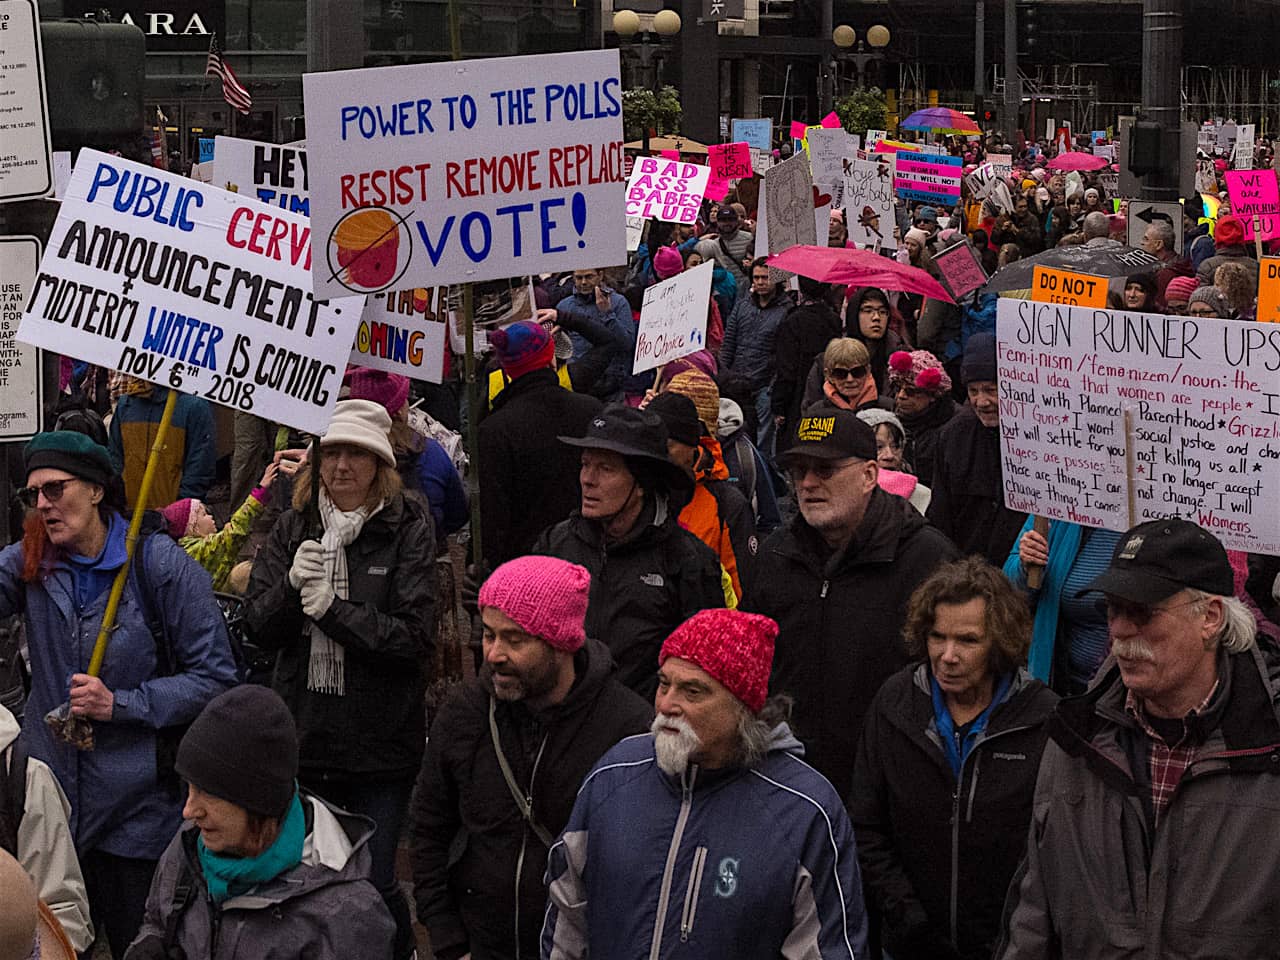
[660,609,778,713]
[478,555,591,652]
[1163,275,1199,303]
[490,321,555,380]
[887,349,952,396]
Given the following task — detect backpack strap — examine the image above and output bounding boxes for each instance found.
[488,697,554,848]
[163,846,198,952]
[0,739,28,856]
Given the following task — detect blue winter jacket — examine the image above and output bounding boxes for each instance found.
[542,727,869,960]
[0,516,238,858]
[556,289,637,401]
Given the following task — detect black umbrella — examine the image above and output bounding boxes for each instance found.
[982,242,1163,293]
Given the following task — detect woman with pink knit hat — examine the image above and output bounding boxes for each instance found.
[887,349,958,484]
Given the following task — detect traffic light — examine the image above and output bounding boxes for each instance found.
[41,20,146,157]
[1018,1,1038,56]
[982,108,998,125]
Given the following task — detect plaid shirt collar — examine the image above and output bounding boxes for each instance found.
[1125,679,1221,824]
[1124,680,1221,746]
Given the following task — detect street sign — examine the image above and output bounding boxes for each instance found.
[1126,200,1183,254]
[0,0,53,203]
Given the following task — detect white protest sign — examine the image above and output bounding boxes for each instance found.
[807,127,854,209]
[302,50,626,298]
[764,152,816,264]
[352,288,447,382]
[633,259,712,374]
[750,148,774,174]
[1217,122,1236,155]
[19,149,364,435]
[843,156,895,250]
[753,179,769,259]
[212,135,311,215]
[987,153,1013,183]
[625,157,712,224]
[625,214,644,252]
[52,152,72,199]
[1233,124,1255,170]
[0,0,52,202]
[0,237,43,439]
[865,129,887,151]
[996,299,1280,554]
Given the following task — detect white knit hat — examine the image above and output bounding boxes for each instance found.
[320,399,395,466]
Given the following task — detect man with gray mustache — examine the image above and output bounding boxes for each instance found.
[997,518,1280,960]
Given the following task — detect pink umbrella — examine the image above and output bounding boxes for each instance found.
[1046,151,1109,172]
[768,245,956,304]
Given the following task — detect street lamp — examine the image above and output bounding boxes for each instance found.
[614,9,681,152]
[833,23,890,91]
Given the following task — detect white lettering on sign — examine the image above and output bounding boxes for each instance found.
[96,12,211,36]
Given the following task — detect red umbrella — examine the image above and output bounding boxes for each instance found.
[1046,151,1110,172]
[767,245,956,304]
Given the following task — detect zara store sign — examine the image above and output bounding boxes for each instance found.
[65,4,226,51]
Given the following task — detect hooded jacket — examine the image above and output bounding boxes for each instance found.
[851,664,1056,960]
[127,791,394,959]
[108,386,216,510]
[771,298,844,446]
[926,405,1028,565]
[556,289,637,401]
[541,727,869,960]
[243,493,436,779]
[409,638,652,960]
[478,366,603,570]
[679,438,758,603]
[533,497,724,699]
[0,704,93,952]
[743,487,959,798]
[0,516,238,859]
[996,646,1280,960]
[721,290,794,390]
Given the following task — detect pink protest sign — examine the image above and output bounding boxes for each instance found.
[1225,169,1280,241]
[709,141,753,180]
[790,120,808,141]
[660,149,681,161]
[706,177,730,201]
[894,152,963,206]
[933,241,988,299]
[819,112,841,129]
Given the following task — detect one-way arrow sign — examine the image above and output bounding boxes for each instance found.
[1126,200,1184,254]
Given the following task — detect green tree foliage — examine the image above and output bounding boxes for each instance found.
[835,87,889,138]
[622,86,683,140]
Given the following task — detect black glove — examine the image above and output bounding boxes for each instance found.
[461,562,491,617]
[124,934,187,960]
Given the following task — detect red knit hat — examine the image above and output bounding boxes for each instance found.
[1214,215,1245,248]
[490,321,555,380]
[660,609,778,713]
[478,555,590,652]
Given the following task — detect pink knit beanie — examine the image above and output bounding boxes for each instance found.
[660,609,778,714]
[160,498,198,538]
[345,366,411,417]
[478,555,591,652]
[888,349,952,396]
[653,245,685,280]
[1163,275,1199,303]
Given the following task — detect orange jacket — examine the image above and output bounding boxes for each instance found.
[677,437,757,603]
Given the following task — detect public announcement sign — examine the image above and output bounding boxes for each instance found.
[0,0,53,202]
[894,152,962,206]
[996,299,1280,554]
[1031,266,1108,308]
[633,259,713,374]
[625,158,711,225]
[0,236,43,439]
[18,150,363,435]
[303,50,626,297]
[842,156,896,251]
[212,135,310,214]
[1224,169,1280,241]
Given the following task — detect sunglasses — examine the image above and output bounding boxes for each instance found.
[828,365,869,381]
[1100,595,1201,626]
[17,478,82,508]
[787,458,861,482]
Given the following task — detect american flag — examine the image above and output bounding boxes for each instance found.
[205,34,252,115]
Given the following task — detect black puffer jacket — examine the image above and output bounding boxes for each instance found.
[926,405,1028,565]
[771,298,843,446]
[533,497,724,698]
[743,487,958,798]
[899,395,958,486]
[409,639,652,960]
[850,663,1057,960]
[243,494,436,778]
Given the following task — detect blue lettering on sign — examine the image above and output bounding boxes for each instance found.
[255,188,310,216]
[340,100,435,140]
[141,306,223,370]
[198,138,215,164]
[86,163,203,232]
[413,192,587,266]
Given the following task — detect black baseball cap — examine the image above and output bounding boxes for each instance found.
[777,406,878,464]
[1078,518,1233,604]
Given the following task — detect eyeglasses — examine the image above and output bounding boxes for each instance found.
[1101,595,1201,627]
[828,365,869,381]
[787,458,861,483]
[17,478,82,508]
[859,305,890,317]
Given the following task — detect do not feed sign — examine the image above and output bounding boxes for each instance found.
[302,50,627,298]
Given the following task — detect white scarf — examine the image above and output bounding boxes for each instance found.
[306,490,382,695]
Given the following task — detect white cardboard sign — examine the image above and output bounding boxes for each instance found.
[352,288,447,383]
[0,236,43,439]
[19,150,364,435]
[996,299,1280,554]
[633,259,713,374]
[625,158,712,224]
[0,0,53,202]
[303,50,626,298]
[212,135,311,215]
[843,156,896,250]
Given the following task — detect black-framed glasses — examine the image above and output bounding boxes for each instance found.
[859,305,890,317]
[17,478,81,508]
[828,365,869,381]
[787,458,860,483]
[1100,595,1201,627]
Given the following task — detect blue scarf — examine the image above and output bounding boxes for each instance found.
[931,672,1013,780]
[198,791,305,904]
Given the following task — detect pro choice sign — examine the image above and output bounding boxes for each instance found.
[1031,266,1108,308]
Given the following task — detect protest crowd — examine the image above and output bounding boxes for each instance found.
[4,31,1280,960]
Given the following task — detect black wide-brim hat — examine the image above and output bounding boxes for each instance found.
[558,403,693,496]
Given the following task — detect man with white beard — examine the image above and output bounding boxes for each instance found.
[997,519,1280,960]
[541,608,868,960]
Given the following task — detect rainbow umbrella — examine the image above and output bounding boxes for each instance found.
[901,107,982,136]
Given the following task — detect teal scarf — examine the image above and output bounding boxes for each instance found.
[198,791,305,904]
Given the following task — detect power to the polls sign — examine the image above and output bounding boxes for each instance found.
[302,50,627,298]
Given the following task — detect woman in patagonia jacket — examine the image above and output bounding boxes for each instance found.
[126,686,393,959]
[0,430,237,958]
[243,399,436,960]
[849,558,1057,960]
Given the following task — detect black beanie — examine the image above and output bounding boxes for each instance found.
[646,392,704,447]
[23,431,115,487]
[961,332,998,385]
[176,686,299,818]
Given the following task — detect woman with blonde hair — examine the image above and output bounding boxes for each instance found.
[801,337,884,412]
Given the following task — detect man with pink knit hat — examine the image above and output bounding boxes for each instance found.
[410,555,650,960]
[542,609,868,960]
